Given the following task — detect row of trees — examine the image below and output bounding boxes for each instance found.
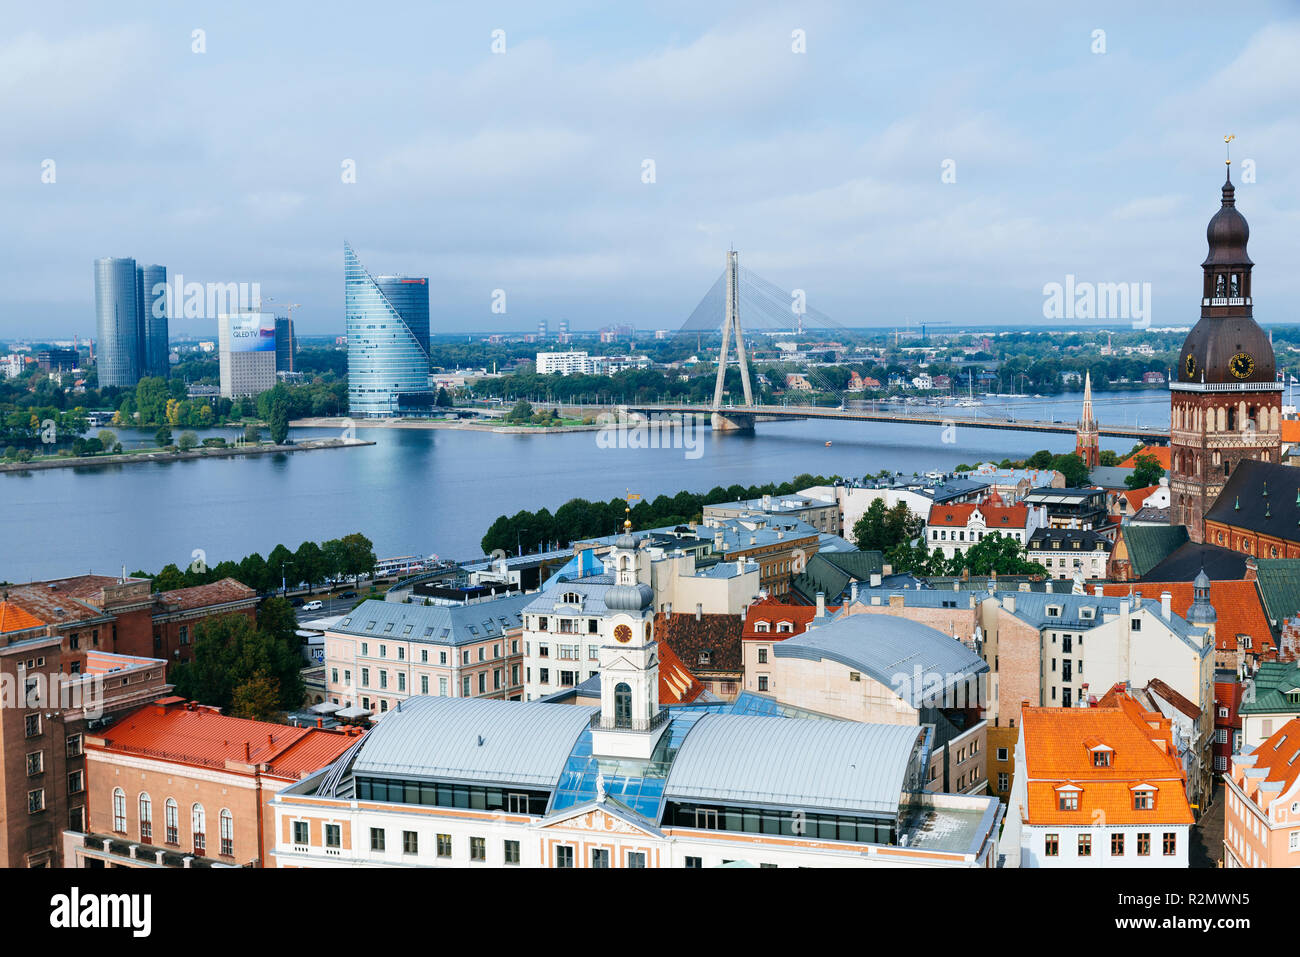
[133,531,377,595]
[480,473,842,555]
[886,533,1051,578]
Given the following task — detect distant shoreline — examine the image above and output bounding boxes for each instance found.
[291,417,606,434]
[0,437,375,473]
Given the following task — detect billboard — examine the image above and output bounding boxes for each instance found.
[224,313,277,353]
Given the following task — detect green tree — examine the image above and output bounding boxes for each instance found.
[97,429,117,449]
[178,430,198,451]
[257,596,300,644]
[338,532,377,580]
[243,422,261,444]
[293,540,327,591]
[267,544,295,592]
[150,563,187,592]
[154,425,173,447]
[170,613,305,714]
[505,399,534,423]
[1048,452,1090,488]
[269,389,290,444]
[230,673,284,721]
[1098,449,1119,467]
[954,533,1050,576]
[1126,453,1166,489]
[238,552,271,593]
[435,387,452,408]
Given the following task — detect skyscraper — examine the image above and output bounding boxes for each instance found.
[275,316,295,373]
[344,242,432,416]
[138,263,170,377]
[93,257,141,388]
[219,312,278,398]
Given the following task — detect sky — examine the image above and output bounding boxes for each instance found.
[2,0,1299,339]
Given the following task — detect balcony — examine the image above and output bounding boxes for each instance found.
[589,708,670,734]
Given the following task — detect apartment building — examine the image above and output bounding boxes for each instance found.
[324,593,531,715]
[1223,717,1300,868]
[925,498,1047,562]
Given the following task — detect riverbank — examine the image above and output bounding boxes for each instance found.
[0,437,375,473]
[291,416,606,434]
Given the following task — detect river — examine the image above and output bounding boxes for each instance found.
[0,390,1171,582]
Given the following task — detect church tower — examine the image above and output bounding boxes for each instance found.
[591,512,664,760]
[1169,153,1282,541]
[1075,371,1100,468]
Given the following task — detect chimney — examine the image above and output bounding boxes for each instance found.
[815,591,826,618]
[244,741,250,761]
[888,594,904,609]
[1245,557,1258,582]
[1093,584,1103,597]
[849,581,859,604]
[1160,591,1172,621]
[695,603,702,621]
[316,718,323,729]
[1004,595,1016,614]
[870,572,881,587]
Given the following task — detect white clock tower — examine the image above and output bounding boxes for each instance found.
[591,518,665,760]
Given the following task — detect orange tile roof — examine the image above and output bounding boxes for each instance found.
[1099,580,1272,655]
[1121,485,1158,512]
[657,642,707,704]
[1119,446,1172,470]
[0,601,45,634]
[1281,420,1300,445]
[1243,718,1300,794]
[741,597,838,640]
[927,502,1029,528]
[1021,696,1193,827]
[89,699,364,780]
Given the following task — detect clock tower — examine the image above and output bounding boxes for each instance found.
[1169,156,1282,541]
[591,519,664,760]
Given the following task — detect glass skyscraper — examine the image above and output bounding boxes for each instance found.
[94,257,141,389]
[138,263,170,378]
[344,242,432,416]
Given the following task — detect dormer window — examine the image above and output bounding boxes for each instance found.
[698,650,712,666]
[1092,749,1112,768]
[754,622,770,633]
[777,622,792,633]
[1133,788,1154,811]
[1047,606,1061,618]
[1057,789,1080,811]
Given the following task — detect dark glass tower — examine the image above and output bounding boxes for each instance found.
[344,242,432,416]
[94,257,141,388]
[138,264,170,377]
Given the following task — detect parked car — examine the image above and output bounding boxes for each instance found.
[302,600,324,612]
[339,590,357,599]
[290,597,305,607]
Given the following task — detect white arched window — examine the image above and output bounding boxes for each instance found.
[112,788,126,834]
[192,803,206,855]
[139,793,153,843]
[165,798,178,844]
[219,809,234,857]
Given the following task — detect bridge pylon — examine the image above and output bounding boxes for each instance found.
[711,249,753,411]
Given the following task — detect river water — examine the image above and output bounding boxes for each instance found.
[0,390,1171,582]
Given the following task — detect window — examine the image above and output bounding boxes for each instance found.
[26,751,43,776]
[504,840,520,865]
[470,837,486,862]
[421,675,429,695]
[758,675,769,692]
[685,856,702,868]
[1078,834,1091,856]
[1131,618,1141,631]
[757,648,767,664]
[1092,750,1111,768]
[627,851,646,868]
[1134,790,1153,811]
[591,848,610,868]
[1044,834,1059,857]
[219,809,233,856]
[1110,833,1124,855]
[138,793,151,842]
[403,831,418,855]
[192,804,206,854]
[1136,833,1151,856]
[437,833,452,858]
[370,828,386,851]
[556,845,575,868]
[112,788,127,833]
[1058,791,1078,812]
[325,824,341,849]
[998,772,1009,791]
[24,714,40,738]
[166,799,179,845]
[66,734,83,758]
[68,770,84,796]
[1163,832,1177,856]
[996,747,1008,762]
[28,789,44,814]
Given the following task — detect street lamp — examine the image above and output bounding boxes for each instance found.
[282,560,294,598]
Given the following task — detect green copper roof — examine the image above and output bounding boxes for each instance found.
[1256,559,1300,631]
[1239,661,1300,716]
[1122,524,1189,578]
[790,550,884,604]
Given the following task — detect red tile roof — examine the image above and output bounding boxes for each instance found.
[159,578,257,610]
[1120,485,1158,512]
[1119,446,1172,470]
[0,601,45,634]
[1243,718,1300,794]
[89,699,364,780]
[1021,695,1193,827]
[657,642,707,704]
[741,597,839,640]
[927,502,1029,528]
[1099,580,1272,655]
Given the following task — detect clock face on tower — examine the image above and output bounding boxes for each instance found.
[614,624,632,644]
[1229,352,1255,379]
[1185,354,1196,379]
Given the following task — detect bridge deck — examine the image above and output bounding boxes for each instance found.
[612,404,1166,443]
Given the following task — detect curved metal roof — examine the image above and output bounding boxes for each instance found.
[664,713,921,816]
[350,696,596,789]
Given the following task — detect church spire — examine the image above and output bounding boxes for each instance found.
[1075,370,1100,468]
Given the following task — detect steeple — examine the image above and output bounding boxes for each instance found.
[1075,370,1100,468]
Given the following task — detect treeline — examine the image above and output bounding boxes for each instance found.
[132,532,377,595]
[480,473,842,555]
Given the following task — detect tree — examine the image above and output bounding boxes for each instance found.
[505,399,534,423]
[293,540,327,591]
[257,596,300,644]
[150,563,188,592]
[154,426,173,448]
[338,532,377,580]
[955,533,1050,577]
[238,552,272,593]
[269,388,290,444]
[243,422,261,444]
[1098,449,1119,467]
[1048,452,1091,488]
[230,673,284,721]
[435,387,452,408]
[97,429,117,449]
[178,431,198,451]
[267,544,295,592]
[1126,453,1166,489]
[170,613,304,715]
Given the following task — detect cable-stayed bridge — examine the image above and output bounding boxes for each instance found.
[610,250,1168,444]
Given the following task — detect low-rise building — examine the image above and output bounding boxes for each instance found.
[1238,661,1300,750]
[1023,487,1109,531]
[925,498,1047,562]
[71,697,364,868]
[1007,694,1193,868]
[703,493,840,536]
[1223,717,1300,868]
[1028,528,1112,580]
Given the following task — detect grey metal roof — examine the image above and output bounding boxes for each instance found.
[773,613,988,705]
[999,591,1208,652]
[665,713,922,815]
[350,695,596,788]
[330,593,531,646]
[523,577,616,615]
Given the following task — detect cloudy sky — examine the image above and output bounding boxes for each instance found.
[3,0,1299,338]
